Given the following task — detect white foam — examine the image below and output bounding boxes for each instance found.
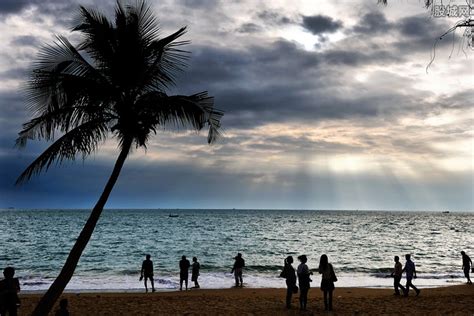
[19,272,464,292]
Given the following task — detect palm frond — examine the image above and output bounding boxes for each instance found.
[127,0,160,45]
[27,35,112,118]
[145,27,190,90]
[73,5,116,67]
[16,105,115,147]
[136,91,223,144]
[16,119,109,185]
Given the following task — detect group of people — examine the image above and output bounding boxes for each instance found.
[0,251,471,314]
[390,254,420,297]
[140,254,201,292]
[280,254,337,311]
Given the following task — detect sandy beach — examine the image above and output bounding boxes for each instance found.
[17,284,474,315]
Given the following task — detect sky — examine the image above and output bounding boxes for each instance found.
[0,0,472,211]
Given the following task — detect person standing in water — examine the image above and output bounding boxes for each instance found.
[391,256,406,295]
[179,255,191,291]
[402,254,420,296]
[281,256,297,309]
[140,254,155,293]
[231,253,245,287]
[191,257,201,289]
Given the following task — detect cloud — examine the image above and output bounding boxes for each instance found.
[301,14,343,35]
[0,0,30,15]
[10,35,42,47]
[352,11,393,35]
[0,0,472,210]
[236,23,262,34]
[257,10,293,26]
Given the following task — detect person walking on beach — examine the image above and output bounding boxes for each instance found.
[319,254,336,311]
[140,254,155,293]
[191,257,201,289]
[297,255,312,311]
[231,253,245,287]
[402,254,420,296]
[391,256,406,295]
[461,251,472,284]
[280,256,297,309]
[179,255,191,291]
[0,267,21,316]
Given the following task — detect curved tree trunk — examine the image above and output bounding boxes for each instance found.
[31,138,133,316]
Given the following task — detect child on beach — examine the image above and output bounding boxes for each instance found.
[0,267,21,316]
[191,257,200,288]
[391,256,406,295]
[179,256,191,291]
[140,254,155,293]
[402,254,420,296]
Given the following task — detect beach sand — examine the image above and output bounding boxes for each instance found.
[18,284,473,315]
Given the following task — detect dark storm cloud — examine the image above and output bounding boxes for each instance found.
[0,0,74,17]
[0,0,30,15]
[178,0,220,9]
[397,15,438,38]
[321,49,402,66]
[0,67,29,80]
[10,35,41,47]
[350,11,451,54]
[257,10,293,25]
[176,38,416,129]
[352,11,393,34]
[301,15,343,34]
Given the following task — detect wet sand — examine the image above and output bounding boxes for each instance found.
[18,284,474,315]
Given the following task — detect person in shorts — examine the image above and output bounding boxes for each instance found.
[140,254,155,292]
[231,253,245,287]
[191,257,200,288]
[391,256,406,295]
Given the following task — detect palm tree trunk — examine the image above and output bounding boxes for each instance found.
[31,138,133,316]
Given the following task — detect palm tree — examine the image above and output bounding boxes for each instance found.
[16,1,223,315]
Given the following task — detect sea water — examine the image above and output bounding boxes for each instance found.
[0,209,472,292]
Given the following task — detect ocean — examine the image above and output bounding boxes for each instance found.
[0,209,472,292]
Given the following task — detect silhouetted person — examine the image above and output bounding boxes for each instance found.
[402,254,420,296]
[461,251,472,284]
[179,255,190,290]
[231,253,245,287]
[0,267,20,316]
[281,256,297,309]
[297,255,311,310]
[140,254,155,293]
[191,257,200,288]
[319,254,336,311]
[55,298,69,316]
[391,256,406,295]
